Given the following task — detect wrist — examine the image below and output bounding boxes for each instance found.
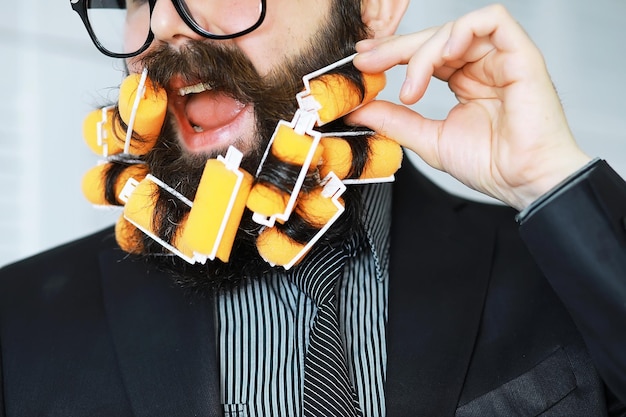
[511,151,592,211]
[515,157,603,224]
[515,156,598,219]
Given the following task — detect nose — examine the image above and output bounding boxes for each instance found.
[150,0,204,48]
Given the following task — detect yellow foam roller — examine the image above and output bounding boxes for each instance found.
[246,182,289,218]
[82,107,127,156]
[118,73,167,151]
[319,137,352,179]
[181,159,253,263]
[256,227,307,267]
[309,72,386,125]
[271,124,324,166]
[82,163,149,206]
[81,163,110,206]
[360,135,403,179]
[171,213,195,260]
[115,215,143,254]
[296,187,343,228]
[123,177,159,234]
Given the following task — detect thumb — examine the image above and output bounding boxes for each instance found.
[346,100,444,171]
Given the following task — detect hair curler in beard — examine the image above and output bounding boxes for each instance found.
[82,106,126,157]
[256,226,306,268]
[81,162,149,206]
[270,123,325,166]
[318,134,403,181]
[123,177,160,237]
[122,175,197,262]
[359,134,403,179]
[247,123,324,218]
[249,56,398,268]
[81,70,169,257]
[295,186,345,227]
[304,72,386,125]
[117,71,167,155]
[82,71,166,157]
[115,215,144,254]
[256,175,345,268]
[318,136,354,179]
[179,147,254,263]
[251,62,387,224]
[110,146,254,264]
[299,58,402,183]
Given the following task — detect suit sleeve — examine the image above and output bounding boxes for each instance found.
[1,324,5,416]
[518,160,626,404]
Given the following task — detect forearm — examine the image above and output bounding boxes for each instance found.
[518,159,626,403]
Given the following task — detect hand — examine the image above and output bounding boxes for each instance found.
[347,4,591,210]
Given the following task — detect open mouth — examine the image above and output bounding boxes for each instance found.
[167,78,254,154]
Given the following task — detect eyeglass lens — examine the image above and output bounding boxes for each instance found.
[84,0,264,56]
[85,0,150,56]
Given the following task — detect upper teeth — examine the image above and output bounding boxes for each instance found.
[178,82,212,96]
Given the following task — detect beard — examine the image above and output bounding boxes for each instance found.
[111,0,372,293]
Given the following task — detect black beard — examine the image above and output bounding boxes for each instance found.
[110,0,371,294]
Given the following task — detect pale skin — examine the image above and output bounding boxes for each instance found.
[350,3,592,210]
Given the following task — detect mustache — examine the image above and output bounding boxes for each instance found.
[137,40,295,108]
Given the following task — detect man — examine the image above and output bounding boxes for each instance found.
[0,0,625,415]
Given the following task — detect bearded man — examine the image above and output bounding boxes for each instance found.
[0,0,625,416]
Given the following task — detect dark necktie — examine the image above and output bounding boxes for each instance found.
[289,240,363,417]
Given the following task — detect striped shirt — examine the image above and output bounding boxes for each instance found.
[217,182,392,417]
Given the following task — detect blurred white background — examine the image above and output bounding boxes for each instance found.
[1,0,624,266]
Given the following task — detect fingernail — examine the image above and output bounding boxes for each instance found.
[356,48,374,58]
[400,77,414,99]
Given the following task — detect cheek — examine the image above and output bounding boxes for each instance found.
[233,0,332,75]
[234,38,282,76]
[123,33,144,58]
[233,22,306,75]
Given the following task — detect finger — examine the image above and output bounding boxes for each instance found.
[354,26,455,105]
[354,37,389,54]
[355,23,485,105]
[444,5,516,57]
[345,100,444,171]
[352,28,439,73]
[443,5,538,64]
[399,22,456,103]
[400,14,519,103]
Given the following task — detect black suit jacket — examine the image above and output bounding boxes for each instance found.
[1,162,625,416]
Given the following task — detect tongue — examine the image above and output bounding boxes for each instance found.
[185,91,246,131]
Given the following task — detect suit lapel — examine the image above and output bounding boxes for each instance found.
[99,249,222,417]
[386,164,495,416]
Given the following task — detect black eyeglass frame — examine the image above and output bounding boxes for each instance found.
[70,0,267,58]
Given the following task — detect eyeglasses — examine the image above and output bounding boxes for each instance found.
[70,0,267,58]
